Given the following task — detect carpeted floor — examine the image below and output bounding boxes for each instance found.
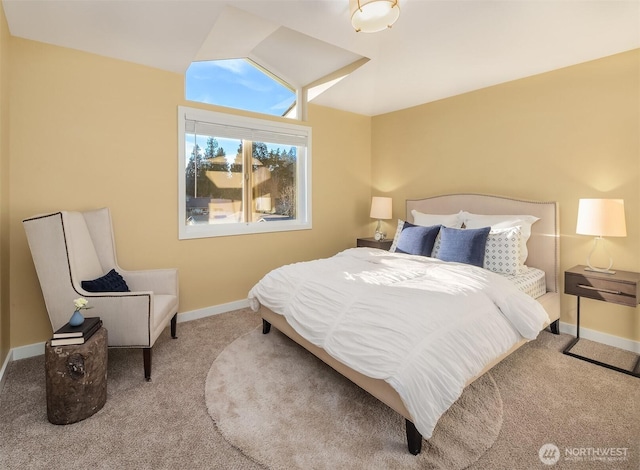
[0,309,638,469]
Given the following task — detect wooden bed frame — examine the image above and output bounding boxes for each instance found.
[260,194,561,455]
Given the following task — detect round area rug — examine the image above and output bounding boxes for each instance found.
[205,327,503,469]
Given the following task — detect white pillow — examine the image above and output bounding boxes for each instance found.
[483,226,522,275]
[411,210,464,228]
[461,212,539,266]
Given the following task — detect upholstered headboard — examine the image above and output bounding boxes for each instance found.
[406,194,559,294]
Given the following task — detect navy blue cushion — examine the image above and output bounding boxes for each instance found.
[395,222,441,257]
[435,226,491,267]
[82,269,130,292]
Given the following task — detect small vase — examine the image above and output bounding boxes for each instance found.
[68,309,85,327]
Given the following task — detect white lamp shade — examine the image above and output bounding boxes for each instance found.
[370,196,392,219]
[576,198,627,237]
[350,0,400,33]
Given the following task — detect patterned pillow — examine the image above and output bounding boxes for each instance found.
[483,226,522,275]
[461,212,539,266]
[389,219,406,252]
[431,232,443,257]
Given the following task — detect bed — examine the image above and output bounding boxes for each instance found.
[248,194,560,455]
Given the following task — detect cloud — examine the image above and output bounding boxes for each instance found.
[209,59,250,76]
[237,77,272,93]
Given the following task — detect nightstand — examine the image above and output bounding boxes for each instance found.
[564,265,640,377]
[357,237,392,250]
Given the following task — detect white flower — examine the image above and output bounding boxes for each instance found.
[73,297,91,310]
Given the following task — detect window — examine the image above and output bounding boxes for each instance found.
[178,106,312,239]
[185,59,297,119]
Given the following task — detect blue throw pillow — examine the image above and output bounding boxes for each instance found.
[82,269,130,292]
[435,226,491,267]
[395,222,441,257]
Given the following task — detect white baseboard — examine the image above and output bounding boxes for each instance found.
[0,299,252,387]
[0,349,13,394]
[558,321,640,354]
[1,308,637,388]
[13,341,45,360]
[1,342,45,393]
[176,299,250,323]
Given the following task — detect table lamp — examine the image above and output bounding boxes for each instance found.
[370,196,392,241]
[576,198,627,274]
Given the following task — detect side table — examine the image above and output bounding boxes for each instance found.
[357,237,392,250]
[45,327,108,424]
[564,265,640,377]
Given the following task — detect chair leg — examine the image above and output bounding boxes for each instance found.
[171,313,178,339]
[143,347,152,381]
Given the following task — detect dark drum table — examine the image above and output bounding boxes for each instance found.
[45,327,108,424]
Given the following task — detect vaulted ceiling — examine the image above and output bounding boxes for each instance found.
[3,1,639,116]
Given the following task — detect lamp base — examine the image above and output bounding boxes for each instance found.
[584,266,616,275]
[373,219,386,241]
[585,237,615,275]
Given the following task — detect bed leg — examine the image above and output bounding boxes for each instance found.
[405,419,422,455]
[262,319,271,334]
[550,319,560,335]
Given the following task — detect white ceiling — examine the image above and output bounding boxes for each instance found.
[3,0,639,116]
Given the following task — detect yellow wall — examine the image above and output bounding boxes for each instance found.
[0,4,10,365]
[8,37,371,347]
[372,50,640,341]
[3,30,639,351]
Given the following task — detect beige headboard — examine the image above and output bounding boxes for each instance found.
[406,194,559,294]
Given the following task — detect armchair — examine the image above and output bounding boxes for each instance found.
[23,208,179,380]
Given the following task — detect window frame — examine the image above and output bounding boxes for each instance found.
[178,106,312,239]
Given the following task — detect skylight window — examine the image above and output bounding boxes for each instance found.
[186,59,297,118]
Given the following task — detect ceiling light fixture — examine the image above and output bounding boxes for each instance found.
[350,0,400,33]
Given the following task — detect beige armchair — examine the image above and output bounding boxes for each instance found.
[23,208,179,380]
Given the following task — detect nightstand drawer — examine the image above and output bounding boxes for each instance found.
[565,272,638,307]
[357,238,392,250]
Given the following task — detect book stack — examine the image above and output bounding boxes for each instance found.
[50,317,102,347]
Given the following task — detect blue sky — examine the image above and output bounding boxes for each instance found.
[186,59,296,117]
[186,135,241,163]
[185,59,297,160]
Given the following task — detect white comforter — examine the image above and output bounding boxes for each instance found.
[248,248,549,438]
